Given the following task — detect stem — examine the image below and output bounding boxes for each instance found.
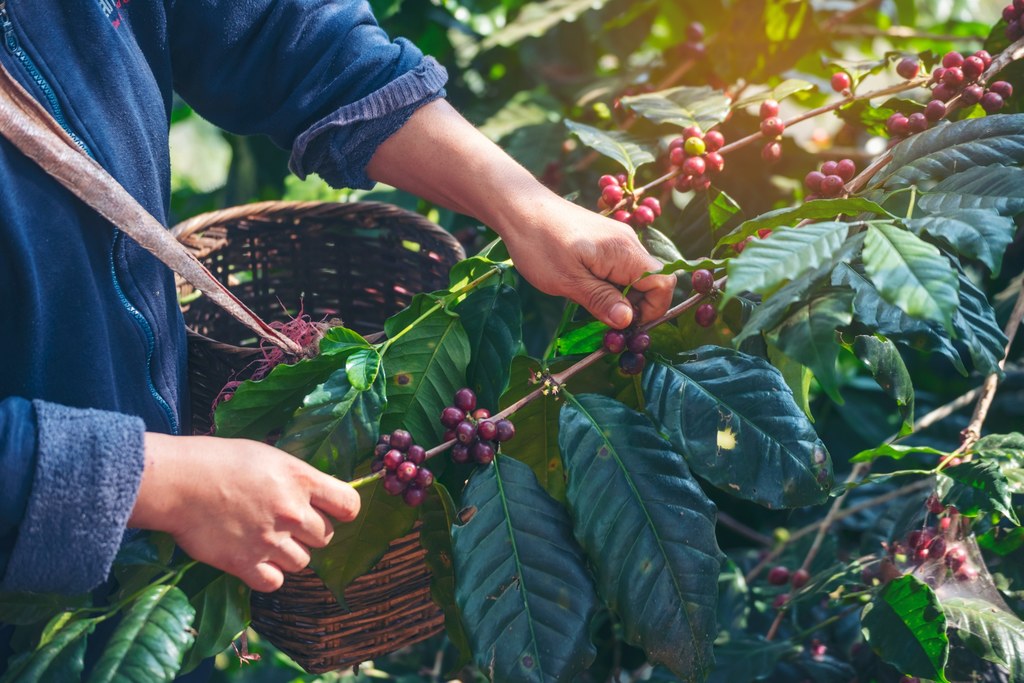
[718,512,774,547]
[832,26,982,42]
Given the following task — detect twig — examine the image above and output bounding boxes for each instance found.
[913,388,982,432]
[718,512,774,547]
[832,26,982,42]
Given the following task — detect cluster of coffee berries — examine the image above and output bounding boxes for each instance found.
[803,158,856,199]
[831,71,852,94]
[768,565,810,609]
[372,429,433,507]
[690,268,719,327]
[1005,0,1024,41]
[757,99,785,163]
[603,326,651,376]
[680,22,706,59]
[440,388,515,466]
[598,174,662,230]
[669,126,726,192]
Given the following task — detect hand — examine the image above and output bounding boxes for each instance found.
[129,433,360,592]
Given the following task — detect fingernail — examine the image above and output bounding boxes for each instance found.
[609,302,632,328]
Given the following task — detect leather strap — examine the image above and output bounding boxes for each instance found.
[0,61,303,356]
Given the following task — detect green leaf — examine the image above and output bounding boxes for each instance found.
[853,335,915,436]
[862,222,959,331]
[0,593,87,627]
[559,394,722,681]
[619,86,731,131]
[906,210,1017,276]
[310,476,419,605]
[766,288,853,403]
[641,227,684,266]
[179,571,250,674]
[451,456,599,682]
[381,296,471,444]
[939,460,1020,525]
[942,597,1024,680]
[275,368,386,479]
[345,348,381,391]
[708,190,743,232]
[468,0,615,55]
[0,618,94,683]
[318,326,372,356]
[499,357,566,502]
[766,343,814,420]
[850,444,946,464]
[212,353,347,440]
[648,257,727,277]
[88,585,196,683]
[732,79,815,108]
[556,321,608,356]
[564,120,655,177]
[642,348,833,509]
[861,575,949,683]
[718,198,888,251]
[974,433,1024,494]
[952,269,1008,377]
[917,165,1024,215]
[456,284,522,411]
[725,222,850,301]
[708,636,799,683]
[419,484,471,668]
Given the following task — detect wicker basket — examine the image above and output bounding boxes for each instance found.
[173,200,463,672]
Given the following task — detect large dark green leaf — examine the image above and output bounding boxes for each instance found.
[860,576,949,683]
[942,596,1024,682]
[766,288,853,403]
[906,210,1017,276]
[643,348,833,508]
[707,636,798,683]
[558,394,722,680]
[974,432,1024,494]
[381,296,471,444]
[467,0,615,56]
[862,222,959,331]
[451,456,599,683]
[917,165,1024,215]
[619,86,730,131]
[310,476,419,605]
[456,284,522,411]
[853,335,915,436]
[951,269,1008,377]
[0,617,94,683]
[88,585,196,683]
[939,460,1019,525]
[275,368,386,479]
[0,593,87,627]
[419,484,471,667]
[725,222,850,301]
[178,569,249,674]
[564,120,655,177]
[718,198,888,252]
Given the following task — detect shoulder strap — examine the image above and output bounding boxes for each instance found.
[0,62,302,356]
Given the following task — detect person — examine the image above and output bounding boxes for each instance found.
[0,0,673,660]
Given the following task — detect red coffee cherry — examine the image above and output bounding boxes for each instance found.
[924,100,946,122]
[603,329,628,354]
[760,117,785,138]
[691,269,715,295]
[760,99,780,119]
[695,303,717,327]
[768,566,791,585]
[835,158,856,182]
[896,57,920,80]
[791,568,810,588]
[941,51,964,69]
[831,72,852,92]
[990,81,1014,99]
[704,130,725,151]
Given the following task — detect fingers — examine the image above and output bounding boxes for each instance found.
[274,538,313,574]
[243,562,285,593]
[310,474,361,523]
[631,270,676,324]
[294,507,335,549]
[576,279,635,328]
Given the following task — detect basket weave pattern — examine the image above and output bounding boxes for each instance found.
[173,201,464,673]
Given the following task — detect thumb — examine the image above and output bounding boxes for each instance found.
[577,279,633,329]
[310,474,362,523]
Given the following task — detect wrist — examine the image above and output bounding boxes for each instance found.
[127,432,190,536]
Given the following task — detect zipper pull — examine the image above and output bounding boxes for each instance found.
[0,2,19,53]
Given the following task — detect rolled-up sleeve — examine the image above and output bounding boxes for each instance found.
[169,0,448,189]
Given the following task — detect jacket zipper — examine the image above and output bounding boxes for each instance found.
[0,1,179,434]
[0,1,91,155]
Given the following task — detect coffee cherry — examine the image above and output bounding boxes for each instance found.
[820,174,845,197]
[896,57,920,80]
[407,444,426,465]
[692,175,712,192]
[682,156,706,177]
[955,565,978,582]
[1005,3,1019,22]
[963,55,985,81]
[415,467,434,488]
[924,99,946,122]
[640,196,662,217]
[441,406,465,429]
[443,428,455,442]
[804,170,826,193]
[383,473,407,496]
[886,113,910,137]
[477,419,498,442]
[831,72,851,93]
[684,136,706,156]
[618,351,646,376]
[819,160,837,176]
[760,99,780,119]
[772,593,789,609]
[633,205,657,227]
[907,112,929,133]
[598,174,619,188]
[373,442,391,459]
[704,130,725,151]
[403,485,426,507]
[926,494,945,514]
[939,516,953,531]
[762,141,783,163]
[472,408,492,420]
[695,303,717,327]
[454,387,477,412]
[931,83,956,102]
[757,228,773,239]
[390,429,413,451]
[604,329,627,354]
[732,238,750,254]
[691,268,715,294]
[915,547,930,562]
[962,84,984,104]
[942,51,964,69]
[495,419,516,443]
[669,146,687,166]
[981,91,1005,114]
[674,175,693,192]
[601,184,625,205]
[472,440,495,464]
[990,81,1014,99]
[791,568,810,588]
[932,66,947,84]
[396,460,419,483]
[760,117,785,138]
[611,210,632,224]
[835,158,856,182]
[456,420,477,444]
[704,152,725,174]
[1007,19,1023,41]
[907,529,929,549]
[627,331,651,354]
[927,536,947,558]
[682,125,703,140]
[768,566,791,585]
[945,546,967,570]
[383,449,405,471]
[975,50,993,69]
[686,21,705,42]
[371,459,385,473]
[451,443,471,464]
[942,67,964,88]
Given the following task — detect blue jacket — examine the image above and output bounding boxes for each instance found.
[0,0,446,596]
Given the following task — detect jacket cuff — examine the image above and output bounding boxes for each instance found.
[289,54,449,190]
[0,401,145,594]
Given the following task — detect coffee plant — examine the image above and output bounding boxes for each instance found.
[6,1,1024,682]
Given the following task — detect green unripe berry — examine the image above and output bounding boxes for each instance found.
[683,136,706,157]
